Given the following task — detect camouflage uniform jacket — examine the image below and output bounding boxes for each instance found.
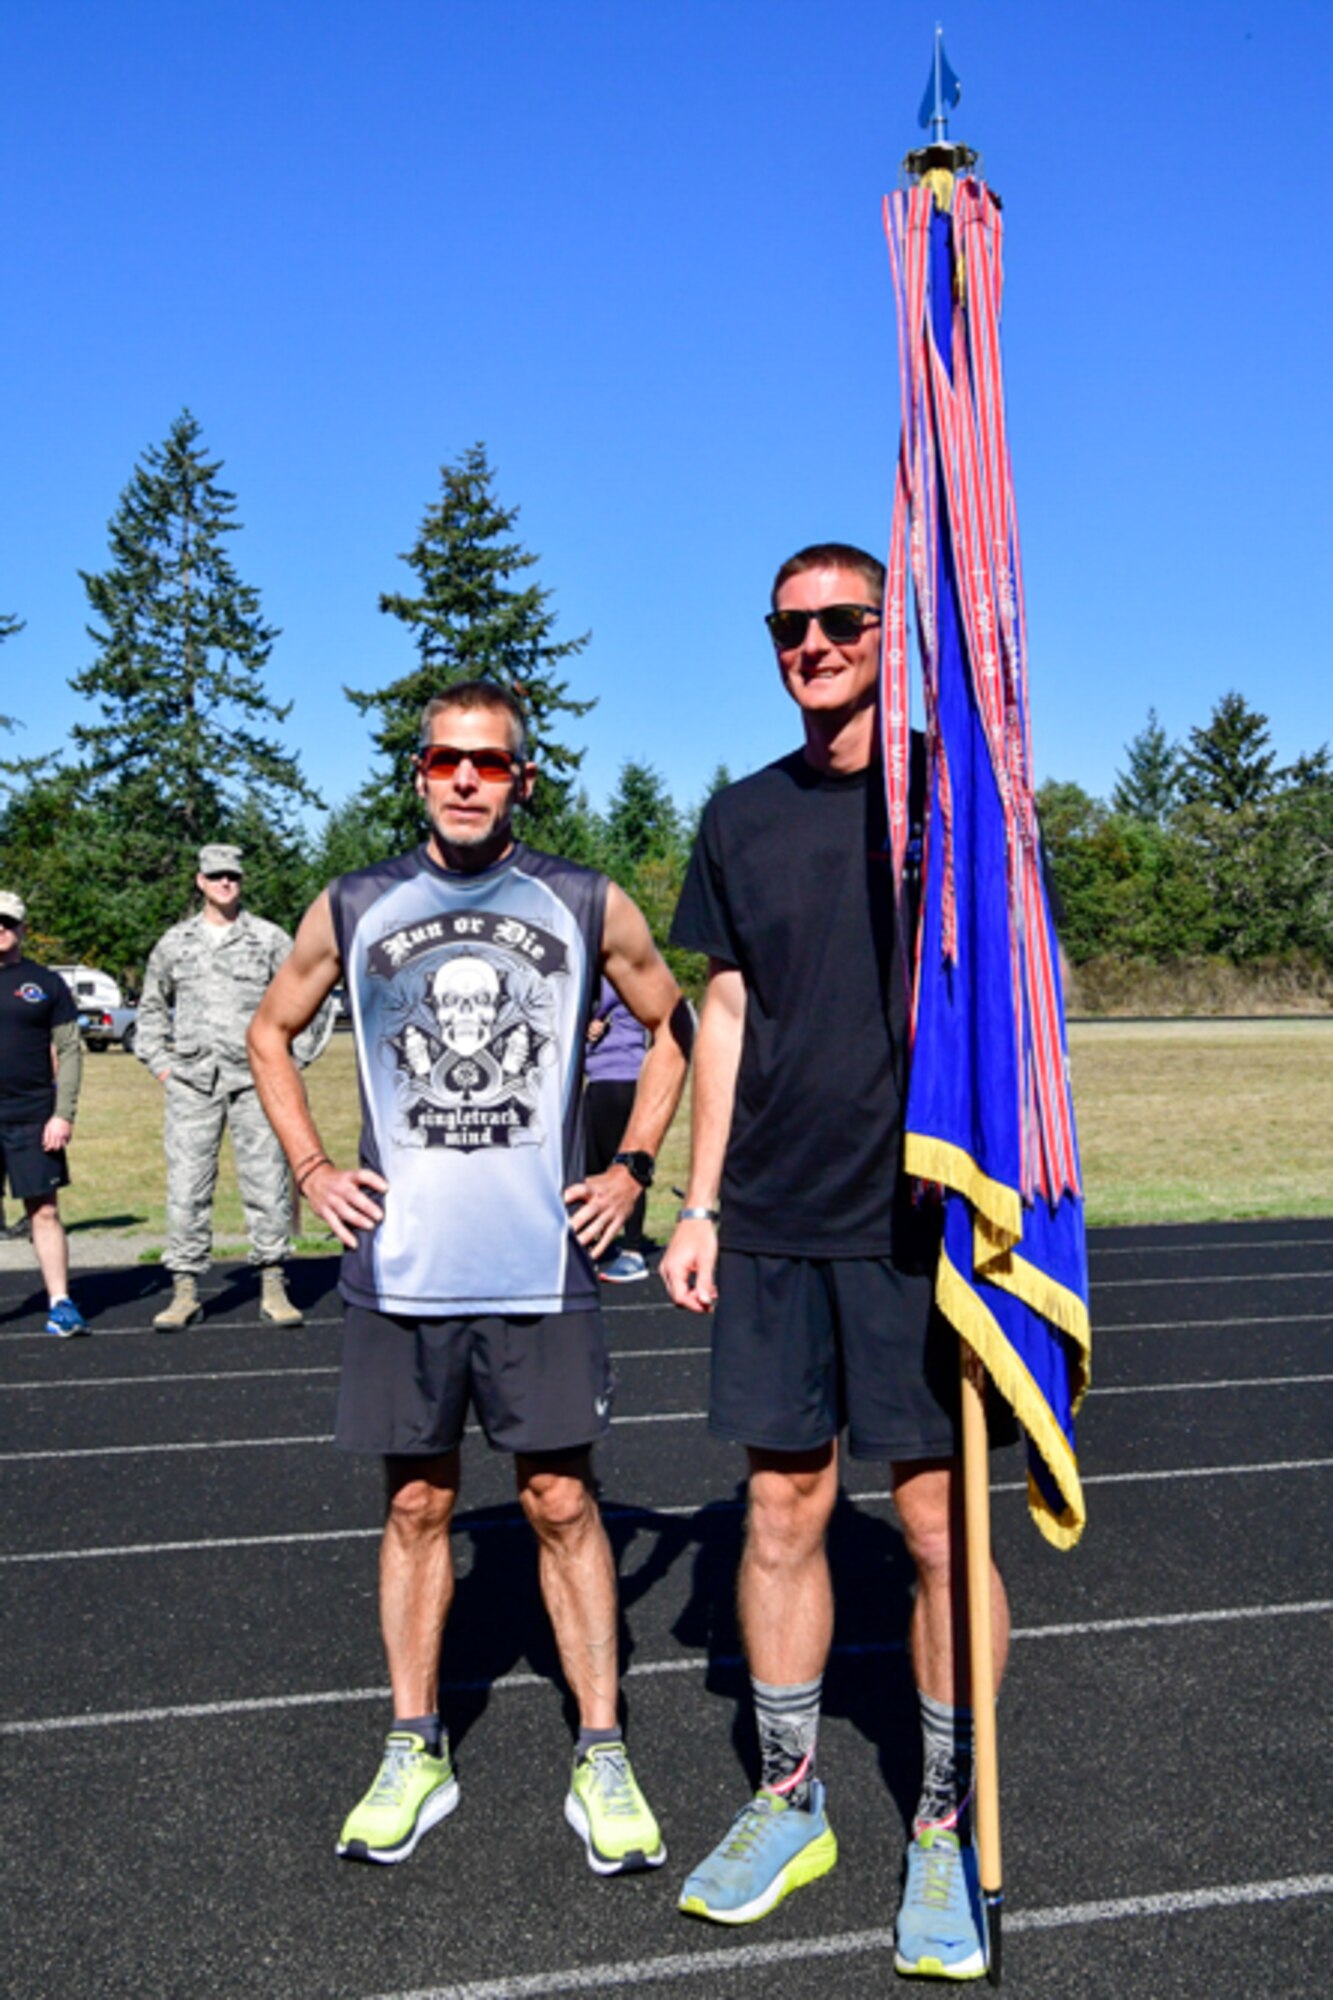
[136,910,329,1092]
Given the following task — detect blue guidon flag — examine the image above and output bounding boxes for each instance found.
[881,177,1092,1547]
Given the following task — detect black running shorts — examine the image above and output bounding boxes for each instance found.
[0,1121,70,1202]
[709,1249,1015,1463]
[334,1302,614,1458]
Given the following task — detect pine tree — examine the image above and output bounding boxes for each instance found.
[1178,692,1277,813]
[223,791,311,936]
[0,612,22,731]
[60,410,321,968]
[1111,708,1180,825]
[306,796,400,890]
[350,442,594,848]
[602,759,681,877]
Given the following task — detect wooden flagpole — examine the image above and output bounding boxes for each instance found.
[961,1345,1003,1983]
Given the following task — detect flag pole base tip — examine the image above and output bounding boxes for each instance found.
[984,1892,1003,1987]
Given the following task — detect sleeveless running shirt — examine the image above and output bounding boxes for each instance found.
[330,842,607,1316]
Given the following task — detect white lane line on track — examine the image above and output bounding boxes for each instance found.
[6,1265,1322,1343]
[1097,1312,1331,1334]
[1091,1234,1333,1256]
[5,1457,1333,1558]
[0,1408,714,1462]
[4,1600,1329,1736]
[0,1346,711,1392]
[1094,1269,1333,1289]
[0,1365,341,1392]
[0,1433,334,1462]
[358,1875,1333,2000]
[1,1280,1331,1348]
[9,1373,1333,1466]
[1092,1371,1333,1396]
[3,1322,1329,1394]
[0,1317,347,1344]
[1,1319,1330,1399]
[0,1525,384,1564]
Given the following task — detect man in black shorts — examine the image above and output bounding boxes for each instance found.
[249,681,691,1877]
[662,545,1008,1978]
[0,890,87,1337]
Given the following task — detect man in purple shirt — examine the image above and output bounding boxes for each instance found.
[585,978,650,1282]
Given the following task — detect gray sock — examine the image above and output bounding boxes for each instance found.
[575,1723,622,1761]
[394,1712,443,1757]
[752,1673,822,1811]
[915,1690,973,1833]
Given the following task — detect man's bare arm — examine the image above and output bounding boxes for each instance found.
[247,891,387,1248]
[660,959,744,1313]
[562,881,693,1262]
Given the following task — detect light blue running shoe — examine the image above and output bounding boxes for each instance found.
[678,1782,837,1925]
[893,1825,987,1980]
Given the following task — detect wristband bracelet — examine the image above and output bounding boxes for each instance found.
[678,1205,721,1223]
[295,1155,332,1193]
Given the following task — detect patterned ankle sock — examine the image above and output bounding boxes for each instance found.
[752,1673,822,1812]
[915,1690,974,1833]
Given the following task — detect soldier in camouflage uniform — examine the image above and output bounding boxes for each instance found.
[136,844,333,1329]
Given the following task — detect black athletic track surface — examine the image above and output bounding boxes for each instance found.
[1,1218,1329,2000]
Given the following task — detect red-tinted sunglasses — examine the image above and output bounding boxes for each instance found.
[419,744,519,784]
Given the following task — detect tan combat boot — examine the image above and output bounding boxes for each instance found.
[259,1265,303,1326]
[153,1273,203,1331]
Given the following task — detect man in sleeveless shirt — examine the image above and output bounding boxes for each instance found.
[249,680,691,1876]
[662,547,1010,1979]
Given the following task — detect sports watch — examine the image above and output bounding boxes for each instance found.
[612,1150,656,1189]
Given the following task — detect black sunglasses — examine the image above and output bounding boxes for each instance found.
[419,744,519,783]
[204,872,242,884]
[765,603,882,649]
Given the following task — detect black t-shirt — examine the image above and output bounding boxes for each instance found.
[670,751,917,1256]
[0,957,77,1121]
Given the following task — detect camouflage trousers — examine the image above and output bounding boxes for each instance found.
[164,1078,290,1274]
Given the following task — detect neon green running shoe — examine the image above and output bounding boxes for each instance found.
[336,1731,459,1865]
[564,1742,666,1875]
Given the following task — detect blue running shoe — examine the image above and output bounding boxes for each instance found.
[46,1298,88,1339]
[893,1825,987,1980]
[678,1782,837,1925]
[598,1250,649,1284]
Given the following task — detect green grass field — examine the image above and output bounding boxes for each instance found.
[42,1018,1333,1250]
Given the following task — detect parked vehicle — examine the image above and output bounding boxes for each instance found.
[79,1002,138,1054]
[54,966,138,1053]
[56,965,126,1010]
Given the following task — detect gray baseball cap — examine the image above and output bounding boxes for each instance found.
[0,889,27,923]
[198,844,244,877]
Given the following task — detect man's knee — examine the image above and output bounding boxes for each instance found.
[517,1457,597,1543]
[745,1447,838,1570]
[892,1458,958,1583]
[384,1463,455,1539]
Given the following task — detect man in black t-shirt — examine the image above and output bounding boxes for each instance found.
[663,545,1006,1975]
[0,891,88,1336]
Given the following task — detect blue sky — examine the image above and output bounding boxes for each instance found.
[4,0,1331,826]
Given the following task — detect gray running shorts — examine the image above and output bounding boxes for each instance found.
[334,1302,614,1459]
[709,1249,1017,1463]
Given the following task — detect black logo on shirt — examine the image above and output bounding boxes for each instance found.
[383,942,557,1153]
